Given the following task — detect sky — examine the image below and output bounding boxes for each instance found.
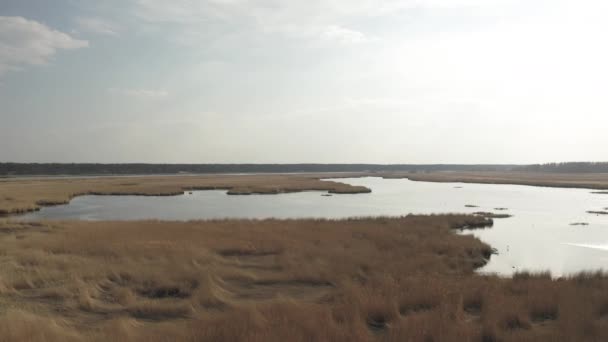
[1,0,607,164]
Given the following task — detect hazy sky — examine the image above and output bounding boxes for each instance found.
[1,0,607,163]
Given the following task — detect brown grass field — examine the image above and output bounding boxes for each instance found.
[388,171,608,190]
[1,216,608,341]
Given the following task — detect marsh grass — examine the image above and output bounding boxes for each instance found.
[0,174,372,216]
[402,171,608,190]
[0,216,608,341]
[588,211,608,215]
[473,212,513,219]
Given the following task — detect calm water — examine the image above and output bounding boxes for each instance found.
[16,177,608,276]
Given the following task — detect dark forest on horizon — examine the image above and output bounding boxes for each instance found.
[0,162,607,176]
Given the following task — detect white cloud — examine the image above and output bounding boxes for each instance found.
[133,0,513,23]
[108,87,169,98]
[131,0,387,43]
[320,25,369,44]
[75,17,120,36]
[0,16,88,76]
[129,0,523,46]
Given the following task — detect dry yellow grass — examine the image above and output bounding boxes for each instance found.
[387,171,608,190]
[0,216,607,341]
[0,174,371,216]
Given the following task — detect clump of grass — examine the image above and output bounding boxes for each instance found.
[127,301,194,320]
[365,300,398,332]
[474,212,513,219]
[502,314,531,331]
[463,294,483,315]
[530,304,559,323]
[111,287,137,306]
[512,271,552,281]
[448,215,494,229]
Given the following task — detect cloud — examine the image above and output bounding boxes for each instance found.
[108,87,169,98]
[75,17,120,36]
[129,0,520,46]
[0,16,88,76]
[320,25,370,44]
[131,0,387,43]
[132,0,515,24]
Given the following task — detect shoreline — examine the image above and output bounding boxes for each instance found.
[387,171,608,190]
[0,173,373,217]
[4,171,608,217]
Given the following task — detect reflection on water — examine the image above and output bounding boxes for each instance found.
[564,243,608,251]
[16,177,608,276]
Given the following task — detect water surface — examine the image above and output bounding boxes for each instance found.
[17,177,608,276]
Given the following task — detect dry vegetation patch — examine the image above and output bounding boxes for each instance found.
[473,212,513,219]
[389,171,608,190]
[0,216,607,341]
[0,174,372,216]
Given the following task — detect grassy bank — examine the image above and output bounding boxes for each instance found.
[0,216,607,341]
[386,171,608,190]
[0,174,371,216]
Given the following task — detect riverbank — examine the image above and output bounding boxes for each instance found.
[4,171,608,217]
[1,216,608,341]
[390,171,608,190]
[0,173,372,216]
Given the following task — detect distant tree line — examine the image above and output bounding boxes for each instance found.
[2,162,605,176]
[515,162,608,173]
[0,163,516,176]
